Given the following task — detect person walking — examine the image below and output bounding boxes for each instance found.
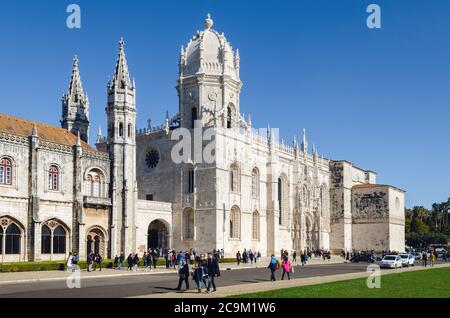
[292,251,297,263]
[143,252,148,269]
[192,260,204,293]
[152,249,158,269]
[113,255,119,269]
[430,252,436,267]
[422,251,428,267]
[133,253,140,271]
[281,257,292,280]
[72,252,79,271]
[236,251,242,266]
[66,252,73,272]
[127,253,133,271]
[146,251,153,270]
[94,253,102,271]
[119,252,125,270]
[87,252,94,272]
[268,254,278,282]
[206,253,221,293]
[175,260,190,291]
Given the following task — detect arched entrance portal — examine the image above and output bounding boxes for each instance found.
[147,220,169,249]
[86,228,106,258]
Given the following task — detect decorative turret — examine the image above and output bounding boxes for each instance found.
[301,128,308,157]
[61,55,90,142]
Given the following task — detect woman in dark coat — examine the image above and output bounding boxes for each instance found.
[175,260,190,291]
[206,253,221,292]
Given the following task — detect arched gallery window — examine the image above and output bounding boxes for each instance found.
[48,165,59,191]
[230,206,241,239]
[183,208,195,240]
[251,168,259,199]
[252,211,260,240]
[86,170,103,197]
[41,221,67,255]
[0,158,12,185]
[0,218,22,255]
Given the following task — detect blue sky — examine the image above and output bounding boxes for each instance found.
[0,0,449,208]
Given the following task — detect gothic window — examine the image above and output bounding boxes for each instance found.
[187,168,194,194]
[41,225,51,254]
[41,221,67,255]
[252,211,260,240]
[0,158,12,185]
[183,208,195,239]
[119,122,124,137]
[278,176,289,227]
[5,223,21,254]
[251,168,259,199]
[86,175,93,196]
[53,225,66,254]
[230,163,240,193]
[278,178,282,225]
[230,206,241,239]
[48,165,59,191]
[191,107,197,129]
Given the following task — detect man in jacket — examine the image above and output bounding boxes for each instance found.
[206,253,221,292]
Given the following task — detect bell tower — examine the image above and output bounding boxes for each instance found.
[106,38,137,255]
[176,14,243,129]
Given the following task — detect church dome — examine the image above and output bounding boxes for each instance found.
[181,14,240,80]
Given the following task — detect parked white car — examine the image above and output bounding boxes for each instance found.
[381,255,403,269]
[399,253,415,267]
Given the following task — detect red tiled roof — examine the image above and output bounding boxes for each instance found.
[0,113,97,152]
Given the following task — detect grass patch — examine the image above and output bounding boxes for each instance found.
[231,267,450,298]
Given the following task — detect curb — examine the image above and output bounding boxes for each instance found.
[0,269,179,285]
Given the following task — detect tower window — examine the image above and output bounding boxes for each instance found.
[119,122,124,137]
[191,107,197,129]
[188,168,194,193]
[227,107,232,128]
[146,194,154,201]
[128,124,132,138]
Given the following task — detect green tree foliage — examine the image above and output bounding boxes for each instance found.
[405,199,450,247]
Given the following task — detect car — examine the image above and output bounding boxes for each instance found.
[413,252,422,260]
[380,255,403,269]
[350,253,375,263]
[399,253,415,267]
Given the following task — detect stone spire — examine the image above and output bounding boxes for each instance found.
[61,55,90,143]
[96,126,103,144]
[111,38,132,89]
[301,128,308,156]
[68,55,84,97]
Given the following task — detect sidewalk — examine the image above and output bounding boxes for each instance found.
[0,256,343,285]
[136,263,450,298]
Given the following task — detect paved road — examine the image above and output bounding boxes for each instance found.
[0,262,389,298]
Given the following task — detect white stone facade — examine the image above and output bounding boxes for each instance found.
[0,15,405,262]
